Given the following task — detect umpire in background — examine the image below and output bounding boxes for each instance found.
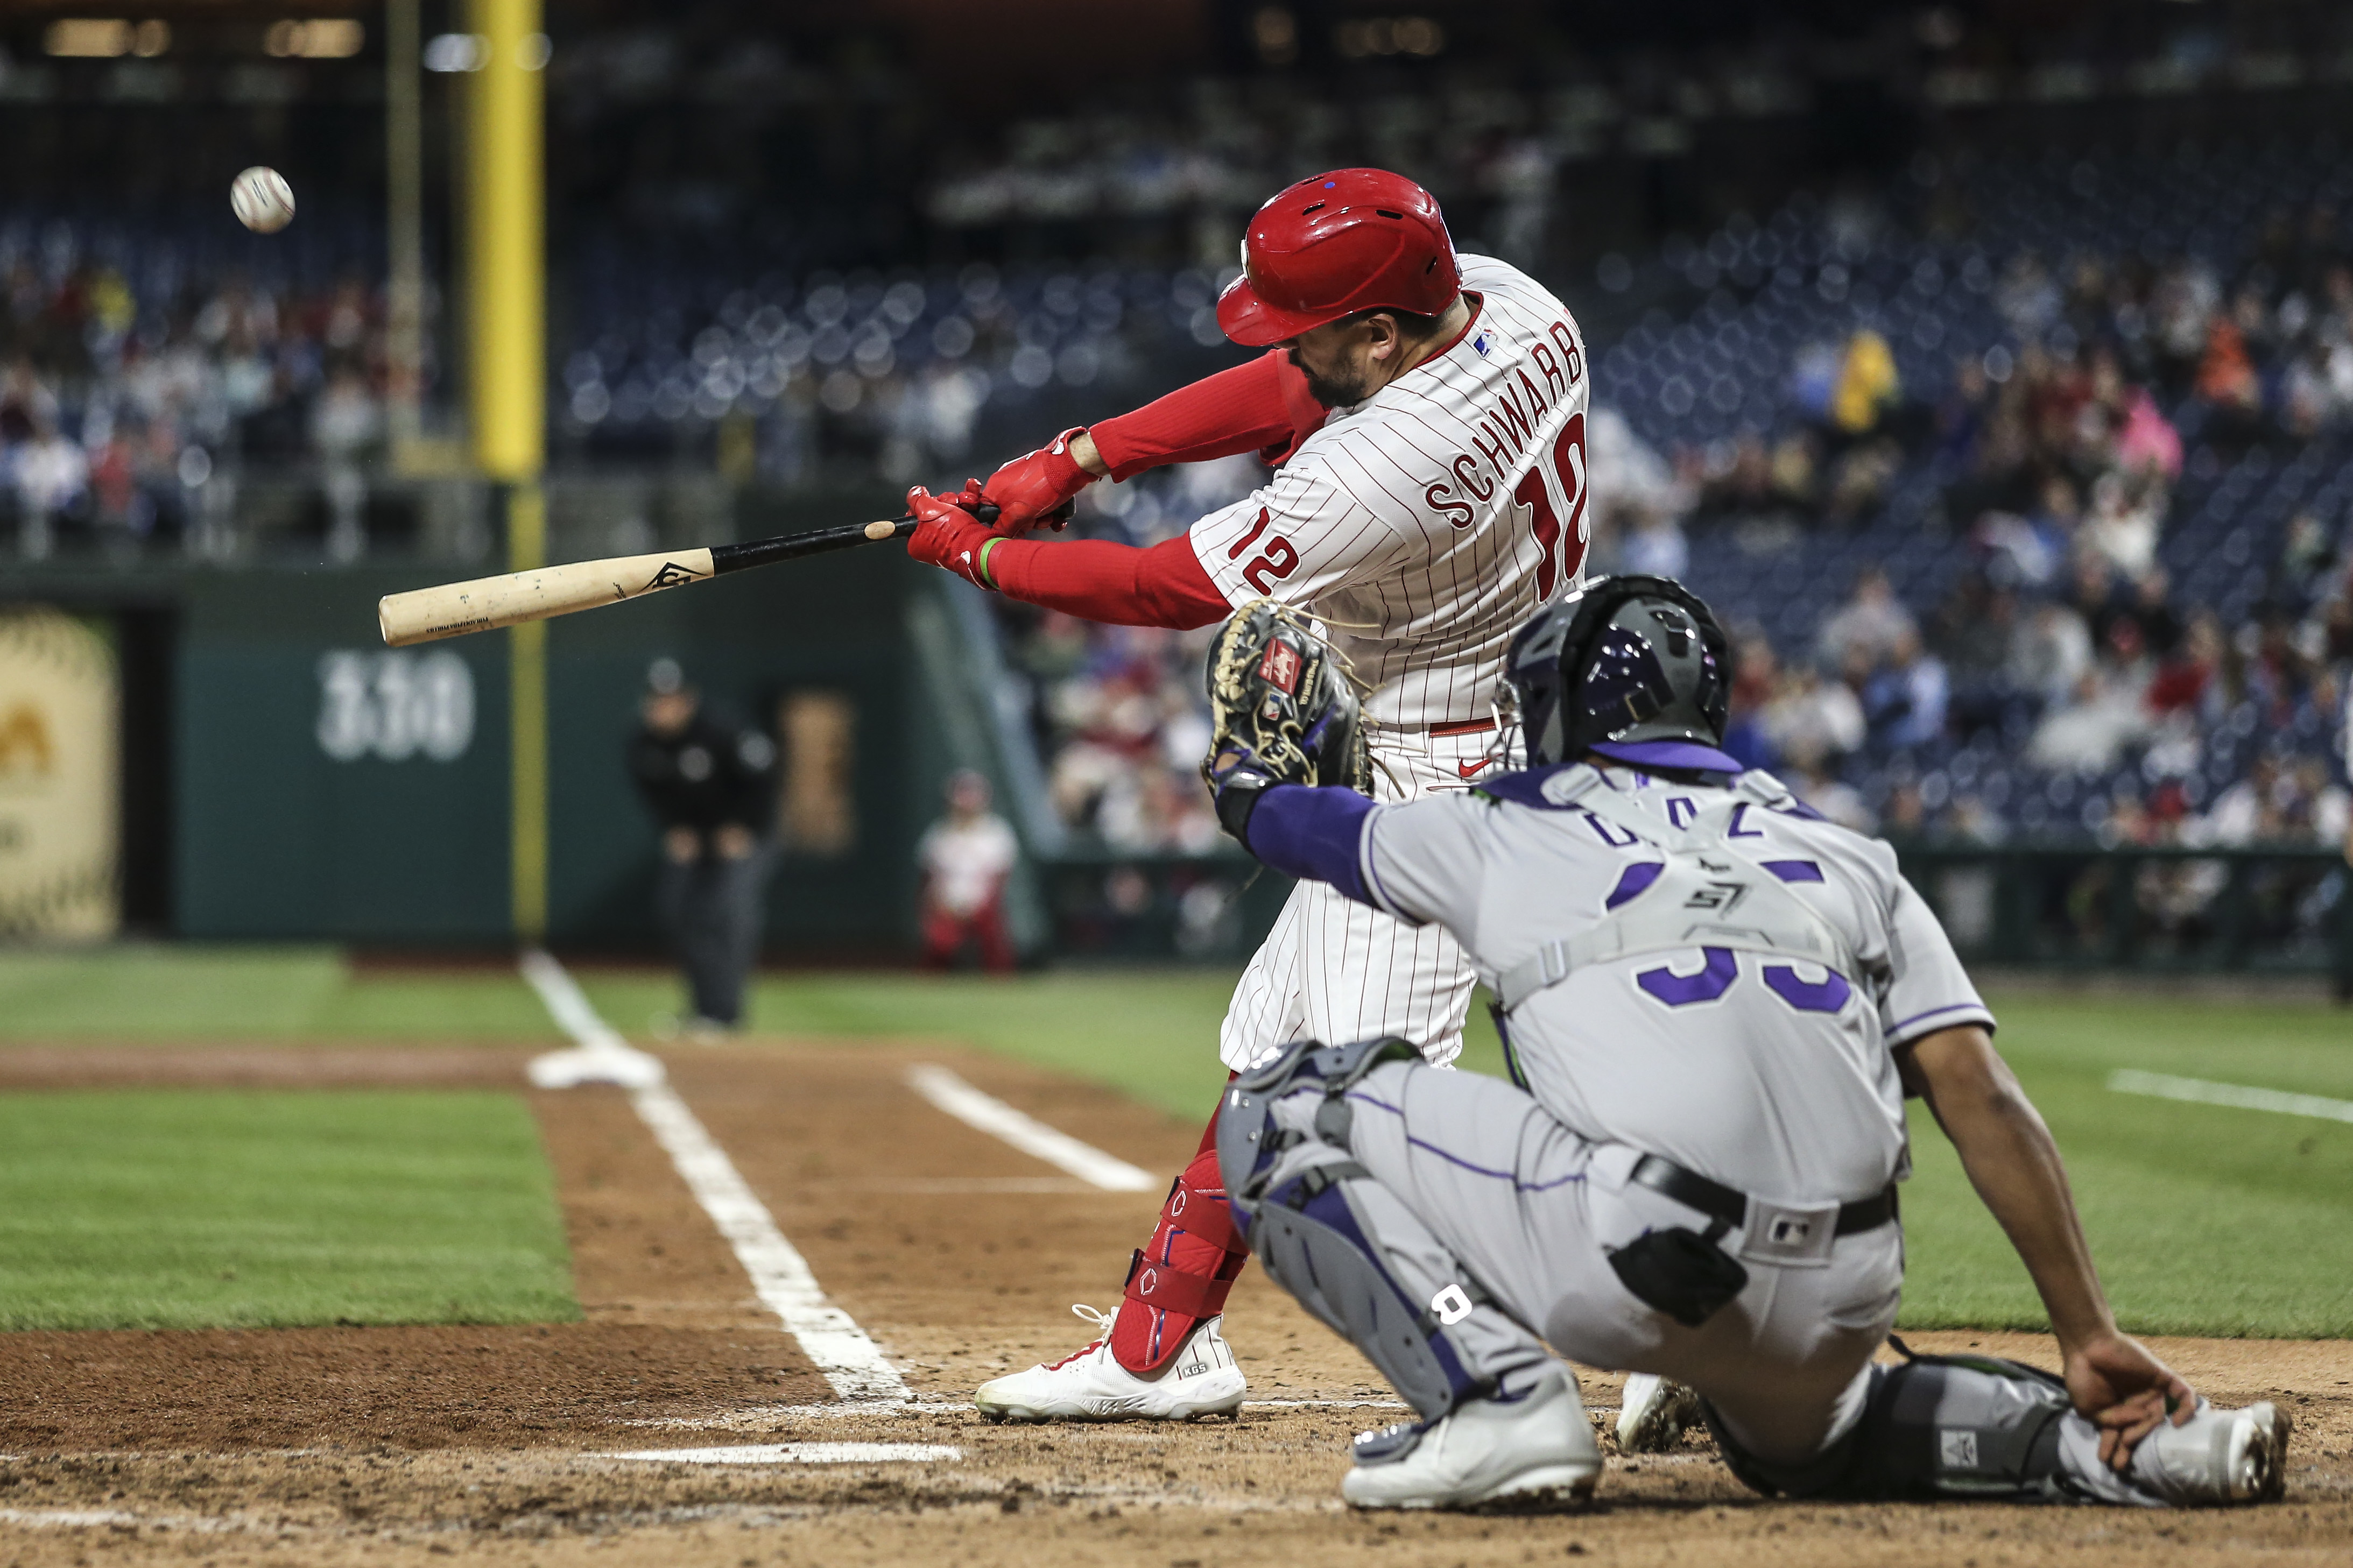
[628,658,778,1036]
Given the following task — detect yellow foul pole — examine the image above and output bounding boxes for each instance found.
[466,0,549,942]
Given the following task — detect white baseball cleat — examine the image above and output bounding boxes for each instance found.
[974,1305,1245,1423]
[2125,1399,2291,1506]
[1614,1371,1704,1454]
[1341,1364,1602,1512]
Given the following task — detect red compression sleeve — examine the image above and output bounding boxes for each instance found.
[983,534,1232,630]
[1088,349,1327,481]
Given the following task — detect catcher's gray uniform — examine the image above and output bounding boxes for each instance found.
[1216,597,2284,1506]
[1229,760,1996,1471]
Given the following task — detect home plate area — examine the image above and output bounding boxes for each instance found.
[0,1042,2344,1568]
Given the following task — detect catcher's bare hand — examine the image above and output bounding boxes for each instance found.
[2062,1332,2196,1470]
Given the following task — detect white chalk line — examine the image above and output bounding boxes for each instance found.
[518,951,908,1403]
[618,1396,1413,1430]
[903,1063,1156,1191]
[0,1508,143,1529]
[519,949,664,1089]
[2107,1068,2353,1125]
[595,1443,960,1466]
[0,1507,237,1532]
[823,1176,1107,1194]
[620,1396,966,1428]
[1240,1397,1413,1410]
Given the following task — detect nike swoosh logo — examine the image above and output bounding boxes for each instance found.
[1457,759,1489,778]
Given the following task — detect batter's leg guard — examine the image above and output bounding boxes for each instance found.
[1107,1117,1251,1374]
[1218,1037,1546,1422]
[1707,1339,2081,1502]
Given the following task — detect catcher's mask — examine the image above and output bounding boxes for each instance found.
[1500,575,1738,774]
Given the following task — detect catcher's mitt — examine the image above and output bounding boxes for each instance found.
[1201,600,1370,844]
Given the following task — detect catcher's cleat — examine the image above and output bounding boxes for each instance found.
[1341,1363,1602,1512]
[1614,1372,1704,1454]
[2123,1399,2291,1506]
[975,1305,1245,1424]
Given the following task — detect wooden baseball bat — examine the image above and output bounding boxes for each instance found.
[376,505,994,647]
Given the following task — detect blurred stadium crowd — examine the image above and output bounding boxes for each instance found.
[981,144,2353,880]
[7,138,2352,872]
[3,6,2351,870]
[0,235,392,559]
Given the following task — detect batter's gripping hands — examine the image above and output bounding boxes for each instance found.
[1201,601,1370,844]
[978,428,1093,534]
[905,486,997,588]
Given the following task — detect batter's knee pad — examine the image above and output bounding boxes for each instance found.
[1708,1338,2077,1502]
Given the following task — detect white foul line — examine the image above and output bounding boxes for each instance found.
[518,951,908,1403]
[518,949,664,1089]
[597,1443,960,1466]
[2107,1068,2353,1125]
[904,1063,1156,1191]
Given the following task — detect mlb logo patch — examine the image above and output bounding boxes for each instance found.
[1472,333,1490,355]
[1258,641,1304,694]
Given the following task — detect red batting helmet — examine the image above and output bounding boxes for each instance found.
[1216,169,1461,347]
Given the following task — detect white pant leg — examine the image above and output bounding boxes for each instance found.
[1217,730,1485,1072]
[1220,878,1312,1069]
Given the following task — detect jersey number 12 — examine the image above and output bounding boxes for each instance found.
[1509,412,1589,599]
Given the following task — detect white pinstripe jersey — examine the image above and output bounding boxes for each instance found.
[1186,255,1591,729]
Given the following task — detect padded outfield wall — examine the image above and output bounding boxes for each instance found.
[1,490,976,950]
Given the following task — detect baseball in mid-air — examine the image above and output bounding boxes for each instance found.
[230,167,295,233]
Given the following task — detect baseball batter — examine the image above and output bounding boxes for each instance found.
[901,168,1590,1418]
[1197,576,2291,1510]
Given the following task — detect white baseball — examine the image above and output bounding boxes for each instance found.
[230,167,296,234]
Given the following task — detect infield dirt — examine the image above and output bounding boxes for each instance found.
[1,1039,2347,1566]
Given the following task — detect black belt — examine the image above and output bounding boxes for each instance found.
[1629,1154,1898,1237]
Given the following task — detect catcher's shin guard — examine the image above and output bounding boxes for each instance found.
[1108,1117,1251,1375]
[1219,1036,1529,1422]
[1749,1340,2292,1508]
[1244,1156,1501,1419]
[1709,1340,2080,1502]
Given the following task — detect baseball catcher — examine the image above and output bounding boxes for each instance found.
[1197,576,2291,1510]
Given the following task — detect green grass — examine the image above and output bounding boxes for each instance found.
[577,967,1512,1119]
[0,946,561,1040]
[1892,994,2353,1338]
[0,1089,580,1331]
[1,947,2348,1337]
[589,969,1269,1119]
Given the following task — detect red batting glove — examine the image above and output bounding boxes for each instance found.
[980,427,1093,535]
[935,477,988,514]
[905,485,998,589]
